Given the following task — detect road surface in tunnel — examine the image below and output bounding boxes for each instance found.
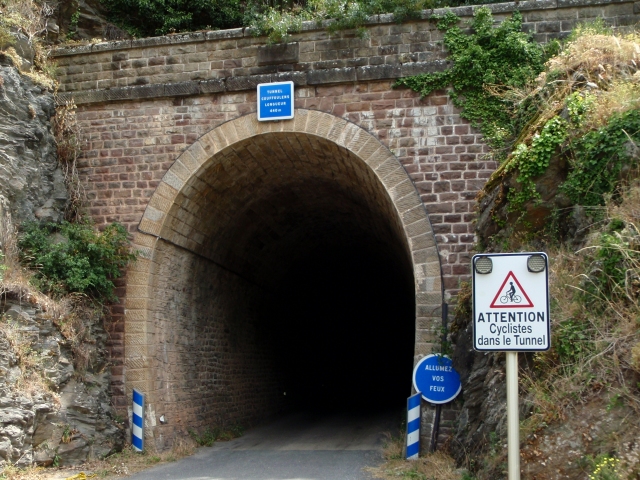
[127,409,400,480]
[128,244,413,480]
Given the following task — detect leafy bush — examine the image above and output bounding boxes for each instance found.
[100,0,244,37]
[506,116,567,210]
[247,0,431,43]
[395,7,549,152]
[18,221,135,301]
[562,109,640,207]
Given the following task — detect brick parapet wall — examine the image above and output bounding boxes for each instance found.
[53,0,639,104]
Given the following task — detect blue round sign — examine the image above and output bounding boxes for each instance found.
[412,354,461,404]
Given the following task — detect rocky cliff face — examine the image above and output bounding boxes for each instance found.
[0,48,124,468]
[0,296,125,467]
[450,316,509,462]
[51,0,128,42]
[0,54,67,225]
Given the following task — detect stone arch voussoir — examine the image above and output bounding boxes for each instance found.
[124,109,442,440]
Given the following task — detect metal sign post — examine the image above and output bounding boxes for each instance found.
[472,253,550,480]
[506,351,520,480]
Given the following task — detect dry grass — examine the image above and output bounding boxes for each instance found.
[0,201,63,315]
[0,0,52,41]
[0,439,197,480]
[52,100,84,222]
[0,310,58,410]
[486,30,640,188]
[365,433,466,480]
[522,182,640,434]
[0,0,58,90]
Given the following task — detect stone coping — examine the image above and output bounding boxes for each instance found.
[54,60,450,105]
[51,0,619,58]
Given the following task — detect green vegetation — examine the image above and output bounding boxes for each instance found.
[562,109,640,206]
[401,15,640,232]
[395,8,551,153]
[100,0,432,40]
[100,0,245,37]
[99,0,505,41]
[246,0,431,43]
[505,115,567,211]
[188,424,244,446]
[66,9,81,40]
[396,15,639,224]
[18,221,135,301]
[588,455,621,480]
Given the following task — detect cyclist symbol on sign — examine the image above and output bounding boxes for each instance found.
[500,282,522,304]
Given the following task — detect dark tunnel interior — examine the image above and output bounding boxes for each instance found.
[153,132,421,429]
[266,244,416,413]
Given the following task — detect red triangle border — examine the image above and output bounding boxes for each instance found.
[489,271,534,308]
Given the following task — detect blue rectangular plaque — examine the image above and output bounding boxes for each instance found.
[257,81,294,121]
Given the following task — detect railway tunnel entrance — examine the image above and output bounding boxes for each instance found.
[126,110,442,448]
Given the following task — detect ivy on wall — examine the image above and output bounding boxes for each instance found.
[395,7,551,154]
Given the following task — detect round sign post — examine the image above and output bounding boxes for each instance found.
[412,355,461,404]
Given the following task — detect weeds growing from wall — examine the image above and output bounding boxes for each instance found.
[52,100,84,222]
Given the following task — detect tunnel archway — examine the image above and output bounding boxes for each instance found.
[124,110,442,448]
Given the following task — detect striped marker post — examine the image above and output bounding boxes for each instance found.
[132,389,145,452]
[406,392,421,459]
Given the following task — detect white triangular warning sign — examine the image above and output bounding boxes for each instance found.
[489,271,534,308]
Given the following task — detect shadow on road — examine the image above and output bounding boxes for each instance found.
[126,409,402,480]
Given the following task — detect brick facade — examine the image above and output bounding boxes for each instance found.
[75,84,488,297]
[51,0,640,450]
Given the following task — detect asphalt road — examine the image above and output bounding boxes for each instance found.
[126,409,400,480]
